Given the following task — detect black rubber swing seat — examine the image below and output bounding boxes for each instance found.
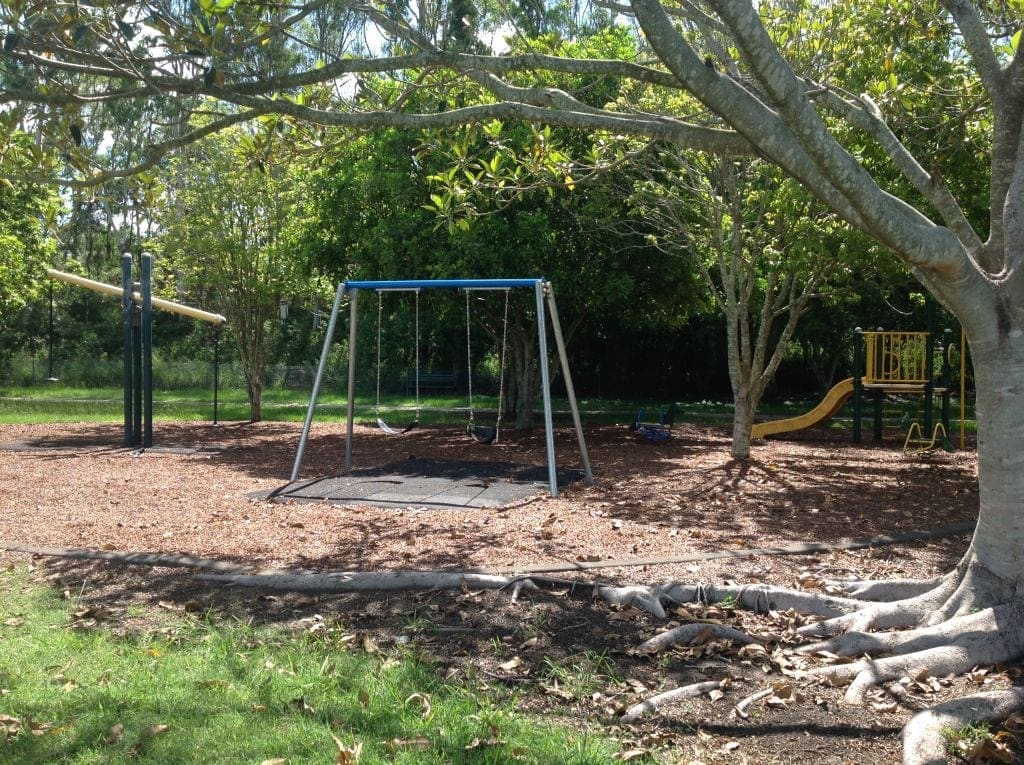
[467,423,498,445]
[377,418,419,435]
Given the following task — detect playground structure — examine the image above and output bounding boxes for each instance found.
[290,278,593,498]
[752,328,955,445]
[47,253,226,447]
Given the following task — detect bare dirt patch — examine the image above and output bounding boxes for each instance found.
[0,420,994,763]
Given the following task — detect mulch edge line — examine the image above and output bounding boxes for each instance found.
[0,521,973,578]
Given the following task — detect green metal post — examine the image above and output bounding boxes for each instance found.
[141,253,153,448]
[212,325,221,426]
[853,327,863,444]
[873,328,883,441]
[132,281,143,447]
[121,254,134,447]
[924,330,935,437]
[942,328,952,435]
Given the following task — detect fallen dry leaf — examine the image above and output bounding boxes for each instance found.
[332,735,362,764]
[615,749,649,761]
[384,736,431,752]
[465,737,504,750]
[405,692,432,719]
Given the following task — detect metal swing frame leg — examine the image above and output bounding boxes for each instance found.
[534,282,594,497]
[290,282,346,482]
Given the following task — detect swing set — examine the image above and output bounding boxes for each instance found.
[371,287,510,445]
[290,278,593,498]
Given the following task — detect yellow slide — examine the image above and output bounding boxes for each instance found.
[751,377,855,439]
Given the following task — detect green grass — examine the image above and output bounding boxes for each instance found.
[0,568,621,764]
[0,383,977,431]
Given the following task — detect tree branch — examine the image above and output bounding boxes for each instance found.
[220,91,756,154]
[628,0,873,234]
[814,87,983,255]
[706,0,967,276]
[1,108,266,189]
[939,0,1005,101]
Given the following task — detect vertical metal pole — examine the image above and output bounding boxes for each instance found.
[141,253,154,448]
[345,288,359,470]
[924,330,935,438]
[873,389,883,441]
[132,285,142,447]
[960,329,967,450]
[121,254,134,447]
[873,328,883,441]
[291,282,345,482]
[545,284,593,485]
[941,328,952,437]
[534,281,558,497]
[46,280,57,381]
[852,327,863,444]
[212,325,220,426]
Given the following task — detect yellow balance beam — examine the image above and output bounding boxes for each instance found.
[47,269,226,325]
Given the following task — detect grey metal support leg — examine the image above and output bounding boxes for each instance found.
[344,289,359,470]
[290,282,345,482]
[534,281,558,497]
[545,283,593,485]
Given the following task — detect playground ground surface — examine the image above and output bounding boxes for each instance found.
[0,420,1002,763]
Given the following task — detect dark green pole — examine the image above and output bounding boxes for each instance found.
[924,331,935,437]
[852,327,863,444]
[46,280,58,382]
[873,327,883,441]
[942,328,952,436]
[141,253,154,448]
[132,276,143,447]
[212,324,220,426]
[121,254,134,447]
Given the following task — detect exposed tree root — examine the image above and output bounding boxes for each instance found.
[733,687,773,719]
[901,688,1024,765]
[11,538,1024,764]
[634,623,759,655]
[828,576,945,601]
[801,607,1002,658]
[796,576,960,638]
[619,680,723,724]
[598,581,863,619]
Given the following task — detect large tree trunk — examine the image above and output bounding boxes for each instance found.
[245,375,263,423]
[730,384,755,459]
[506,328,539,429]
[962,324,1024,588]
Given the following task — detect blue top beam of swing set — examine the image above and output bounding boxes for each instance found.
[345,278,544,292]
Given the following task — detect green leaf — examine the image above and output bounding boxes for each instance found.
[1012,29,1022,53]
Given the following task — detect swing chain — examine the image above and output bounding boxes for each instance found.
[414,290,420,418]
[465,288,510,443]
[376,291,383,414]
